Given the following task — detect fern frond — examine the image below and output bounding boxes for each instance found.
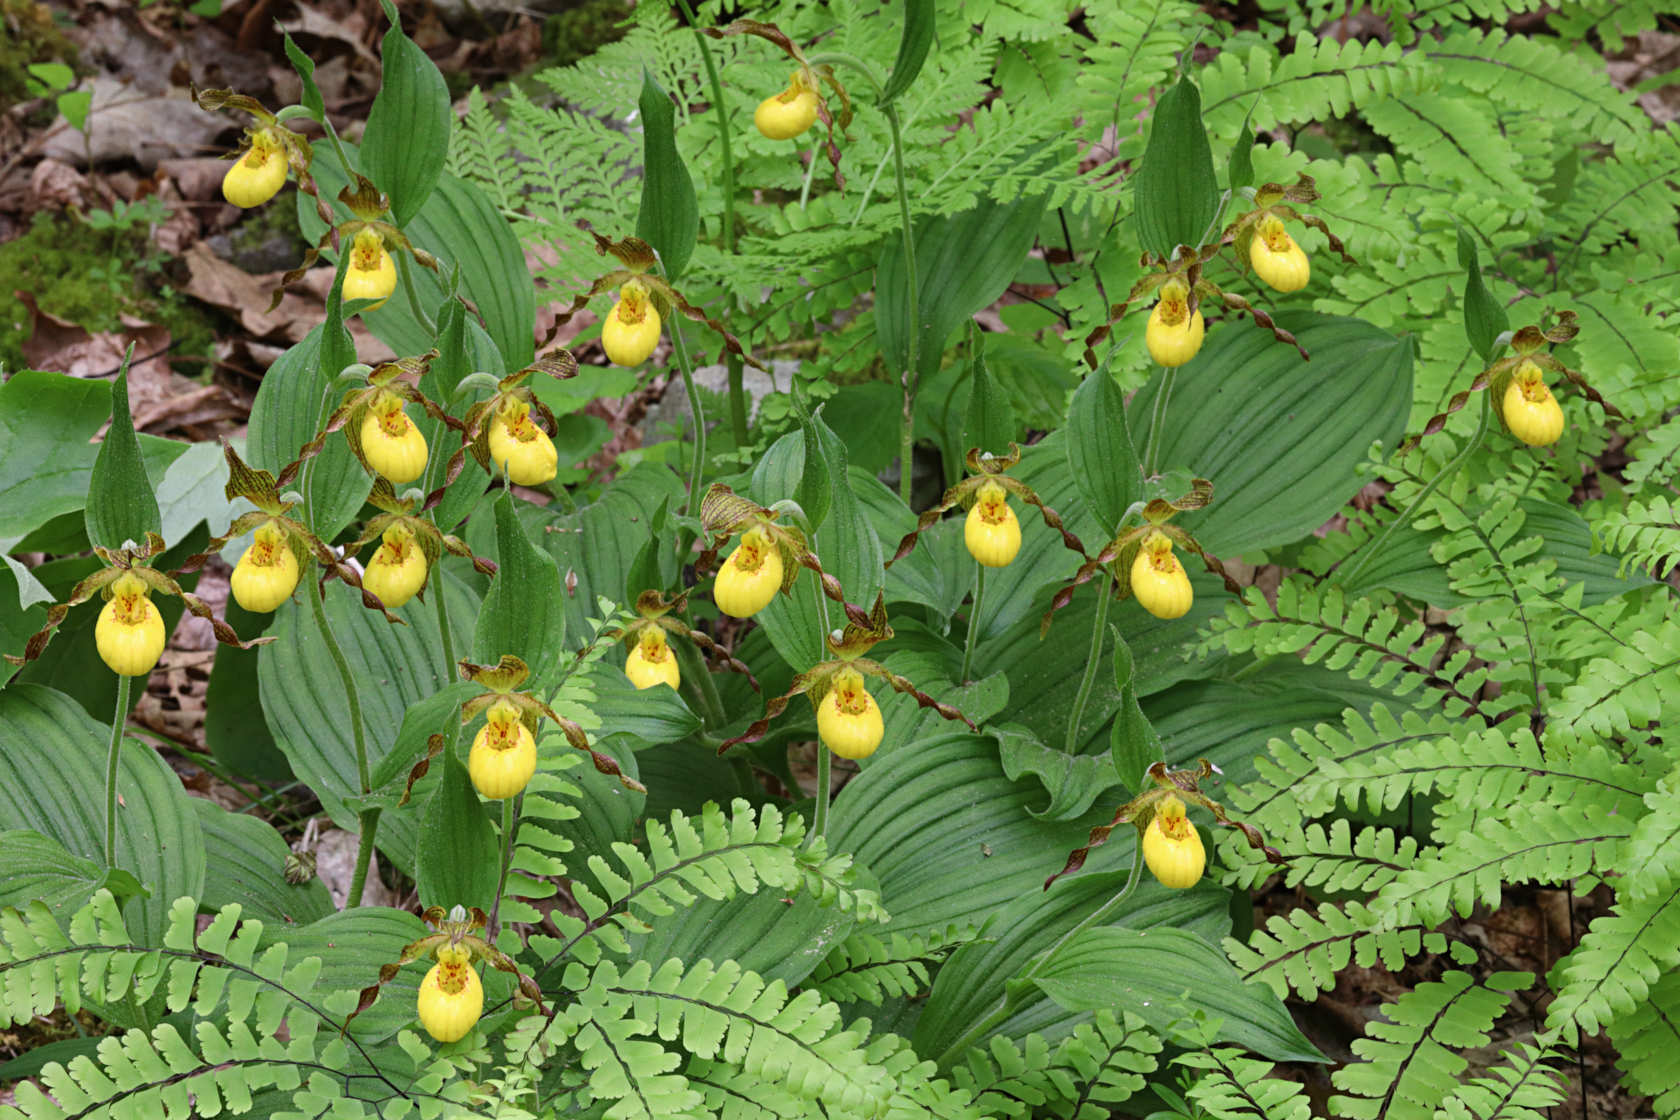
[1434,1041,1569,1120]
[1547,882,1680,1046]
[1223,901,1442,1001]
[951,1010,1161,1120]
[1196,35,1435,135]
[1606,968,1680,1117]
[1548,614,1680,744]
[1593,494,1680,580]
[806,926,976,1007]
[1423,30,1645,144]
[1219,818,1420,894]
[1177,1047,1312,1120]
[1623,413,1680,490]
[1329,970,1521,1120]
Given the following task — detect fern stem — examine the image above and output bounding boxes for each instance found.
[886,102,920,504]
[960,565,986,685]
[488,795,520,943]
[669,322,708,515]
[1339,392,1492,588]
[103,673,132,867]
[1063,574,1113,755]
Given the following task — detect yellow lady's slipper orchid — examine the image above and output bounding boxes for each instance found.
[714,527,784,618]
[964,480,1022,568]
[230,520,300,613]
[755,72,821,141]
[1502,359,1565,447]
[359,389,428,484]
[1141,795,1205,889]
[468,699,537,800]
[1130,530,1192,620]
[816,667,884,761]
[415,942,484,1043]
[487,398,558,486]
[94,573,167,678]
[602,279,661,367]
[1249,215,1310,293]
[363,523,428,609]
[625,628,680,691]
[221,128,288,209]
[1145,279,1205,367]
[343,228,397,309]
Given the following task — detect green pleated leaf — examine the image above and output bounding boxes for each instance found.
[1133,73,1220,258]
[247,314,367,544]
[635,69,699,282]
[1127,312,1413,555]
[474,491,565,676]
[1227,120,1256,191]
[203,599,289,782]
[1066,368,1142,536]
[1032,926,1323,1063]
[281,31,325,121]
[84,366,161,551]
[795,405,834,536]
[0,684,204,945]
[0,830,145,921]
[191,799,332,939]
[629,888,854,989]
[962,326,1017,460]
[878,194,1048,384]
[1109,628,1164,793]
[415,753,501,913]
[284,908,430,1043]
[1457,227,1508,362]
[879,0,936,105]
[0,372,122,539]
[361,0,451,228]
[913,865,1230,1062]
[419,300,493,532]
[586,660,701,748]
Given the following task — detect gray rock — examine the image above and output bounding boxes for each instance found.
[641,359,800,440]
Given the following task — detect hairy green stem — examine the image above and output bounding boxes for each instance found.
[1339,392,1493,588]
[936,846,1143,1066]
[487,795,519,943]
[886,102,920,505]
[431,552,456,687]
[812,747,833,841]
[1142,367,1177,477]
[1063,574,1114,755]
[307,575,380,906]
[396,252,435,335]
[725,353,749,447]
[104,674,133,867]
[670,324,708,516]
[959,565,986,685]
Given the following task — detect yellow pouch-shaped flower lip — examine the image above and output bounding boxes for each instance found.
[487,399,558,486]
[964,480,1022,568]
[755,72,821,141]
[344,229,397,309]
[1129,530,1192,620]
[1502,360,1564,447]
[231,521,300,613]
[1250,216,1310,293]
[222,129,289,209]
[360,390,428,484]
[95,573,167,678]
[1145,280,1205,367]
[602,280,662,367]
[468,699,537,800]
[416,950,484,1043]
[363,523,428,609]
[817,668,884,760]
[625,630,680,691]
[715,527,784,618]
[1141,795,1205,889]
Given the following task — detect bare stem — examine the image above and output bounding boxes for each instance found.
[103,674,133,867]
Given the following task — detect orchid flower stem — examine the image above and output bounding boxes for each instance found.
[670,323,707,517]
[935,845,1142,1067]
[960,566,986,684]
[1063,573,1113,756]
[306,574,379,907]
[103,674,133,867]
[1340,391,1493,588]
[886,101,919,505]
[809,579,835,846]
[431,552,455,687]
[397,252,435,335]
[487,795,520,944]
[1143,366,1177,477]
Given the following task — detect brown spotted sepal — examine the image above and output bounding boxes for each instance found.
[191,84,322,220]
[716,594,974,756]
[283,352,461,483]
[457,351,577,482]
[457,655,645,793]
[334,480,495,619]
[1041,478,1240,635]
[1221,174,1355,280]
[344,904,545,1035]
[697,483,870,628]
[701,19,851,186]
[548,233,764,371]
[4,531,271,668]
[595,589,760,691]
[1045,759,1284,890]
[887,445,1086,568]
[266,174,442,312]
[1401,309,1616,454]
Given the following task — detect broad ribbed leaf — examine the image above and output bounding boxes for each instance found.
[635,69,699,281]
[1127,312,1413,554]
[192,799,332,938]
[0,684,203,944]
[879,0,935,104]
[361,0,451,227]
[1457,227,1507,362]
[415,753,500,913]
[83,367,161,550]
[1133,74,1219,257]
[0,830,144,921]
[1066,368,1142,535]
[474,491,565,675]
